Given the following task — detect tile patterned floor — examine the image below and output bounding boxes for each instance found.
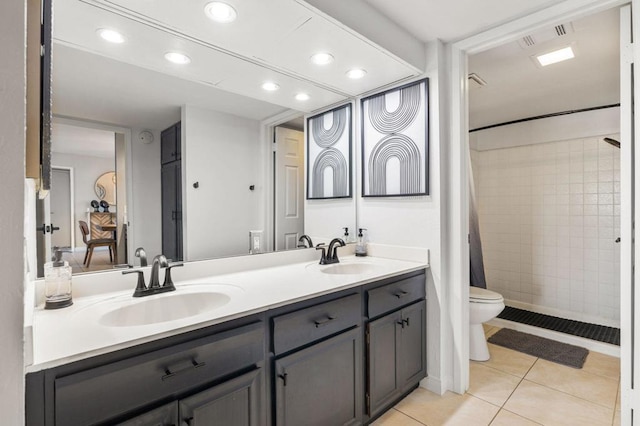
[373,325,620,426]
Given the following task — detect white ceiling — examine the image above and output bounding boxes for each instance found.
[363,0,560,42]
[468,8,620,129]
[52,0,421,128]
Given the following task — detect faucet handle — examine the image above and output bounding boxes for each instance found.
[316,244,328,265]
[162,263,183,291]
[123,269,147,297]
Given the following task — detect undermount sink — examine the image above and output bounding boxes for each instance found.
[319,262,381,275]
[98,291,231,327]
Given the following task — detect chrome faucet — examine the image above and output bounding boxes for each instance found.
[135,247,147,267]
[318,238,345,265]
[297,235,314,248]
[122,253,182,297]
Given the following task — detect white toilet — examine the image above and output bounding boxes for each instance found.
[469,286,505,361]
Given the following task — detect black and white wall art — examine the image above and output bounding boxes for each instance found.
[306,103,352,199]
[361,79,429,197]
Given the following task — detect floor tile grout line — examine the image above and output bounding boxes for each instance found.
[519,377,617,414]
[392,407,428,426]
[493,357,546,425]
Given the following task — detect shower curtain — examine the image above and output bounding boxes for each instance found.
[468,150,487,289]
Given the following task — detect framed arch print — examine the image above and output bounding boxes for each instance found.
[306,103,352,199]
[361,79,429,197]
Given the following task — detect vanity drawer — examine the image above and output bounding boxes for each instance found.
[367,274,425,319]
[273,293,361,355]
[54,321,264,426]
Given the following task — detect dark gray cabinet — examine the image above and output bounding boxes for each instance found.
[161,122,181,165]
[275,328,362,426]
[161,121,183,261]
[161,160,182,261]
[367,300,426,418]
[364,272,427,420]
[179,368,263,426]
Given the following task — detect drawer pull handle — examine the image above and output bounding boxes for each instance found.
[314,316,336,327]
[394,291,409,299]
[162,359,206,381]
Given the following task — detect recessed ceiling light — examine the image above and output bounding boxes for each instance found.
[262,82,280,91]
[204,2,237,23]
[346,68,367,79]
[97,29,125,44]
[295,93,310,101]
[310,52,334,66]
[535,46,575,66]
[164,52,191,65]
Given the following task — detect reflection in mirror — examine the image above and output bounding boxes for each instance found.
[36,0,370,276]
[94,171,116,206]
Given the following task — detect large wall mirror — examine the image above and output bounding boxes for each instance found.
[37,0,420,275]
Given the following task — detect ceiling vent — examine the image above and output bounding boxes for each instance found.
[468,73,487,88]
[517,22,574,49]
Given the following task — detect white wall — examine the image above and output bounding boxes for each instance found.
[472,110,620,326]
[52,152,115,248]
[183,106,262,260]
[129,128,162,260]
[0,0,25,422]
[354,41,448,393]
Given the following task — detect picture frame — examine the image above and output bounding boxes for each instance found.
[361,79,429,197]
[306,103,352,199]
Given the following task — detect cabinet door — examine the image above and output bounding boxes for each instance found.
[117,402,178,426]
[275,328,362,426]
[367,311,402,417]
[161,124,180,164]
[399,300,427,389]
[161,161,182,261]
[179,368,264,426]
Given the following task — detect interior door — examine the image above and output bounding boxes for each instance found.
[274,127,304,251]
[50,168,72,249]
[35,193,53,277]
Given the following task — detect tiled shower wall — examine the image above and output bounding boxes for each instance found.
[472,136,621,324]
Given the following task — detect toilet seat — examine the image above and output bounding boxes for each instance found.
[469,287,504,304]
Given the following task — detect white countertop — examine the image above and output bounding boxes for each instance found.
[28,249,428,372]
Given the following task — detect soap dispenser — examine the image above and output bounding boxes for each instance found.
[355,228,368,257]
[343,227,351,243]
[44,248,73,309]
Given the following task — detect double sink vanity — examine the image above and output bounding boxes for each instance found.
[25,245,429,425]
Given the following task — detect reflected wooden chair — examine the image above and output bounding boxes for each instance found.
[79,220,117,266]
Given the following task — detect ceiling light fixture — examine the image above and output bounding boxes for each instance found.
[204,2,237,23]
[535,46,575,66]
[346,68,367,79]
[295,93,310,101]
[164,52,191,65]
[310,52,334,66]
[97,28,126,44]
[262,82,280,91]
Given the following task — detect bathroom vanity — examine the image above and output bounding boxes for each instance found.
[25,251,428,425]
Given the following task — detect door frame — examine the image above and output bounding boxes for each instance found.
[260,110,307,252]
[52,115,134,265]
[50,165,75,251]
[448,0,631,396]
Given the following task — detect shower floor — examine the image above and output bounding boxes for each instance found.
[497,306,620,346]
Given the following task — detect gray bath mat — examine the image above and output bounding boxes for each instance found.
[488,328,589,369]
